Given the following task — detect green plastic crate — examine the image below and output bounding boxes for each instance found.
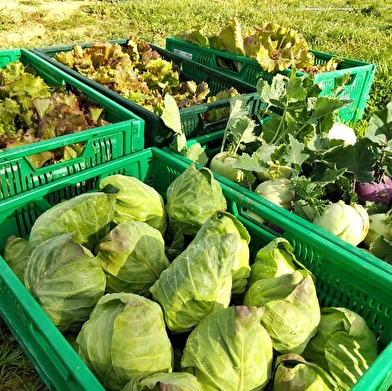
[165,36,377,124]
[0,148,392,390]
[30,39,262,148]
[178,129,392,280]
[0,48,144,200]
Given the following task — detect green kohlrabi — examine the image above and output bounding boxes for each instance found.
[244,269,320,354]
[313,200,370,246]
[181,306,273,391]
[254,178,295,210]
[95,220,170,296]
[209,94,258,186]
[24,233,106,332]
[327,122,357,146]
[76,292,173,391]
[363,212,392,248]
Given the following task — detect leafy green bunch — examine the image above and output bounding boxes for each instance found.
[53,36,218,115]
[179,17,341,74]
[0,60,108,167]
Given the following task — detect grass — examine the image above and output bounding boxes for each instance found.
[0,0,391,388]
[0,323,47,391]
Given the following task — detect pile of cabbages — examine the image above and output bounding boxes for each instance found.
[4,163,379,391]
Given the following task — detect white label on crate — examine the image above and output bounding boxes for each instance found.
[173,49,193,60]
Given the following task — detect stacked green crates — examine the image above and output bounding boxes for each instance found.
[0,148,391,390]
[30,39,263,148]
[0,48,144,200]
[165,36,376,124]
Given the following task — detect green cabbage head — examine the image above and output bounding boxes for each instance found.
[122,372,203,391]
[165,164,227,237]
[181,306,273,391]
[95,220,170,296]
[28,191,118,253]
[303,307,379,390]
[247,237,298,288]
[150,232,237,333]
[76,292,173,391]
[194,210,251,295]
[24,232,106,332]
[244,269,320,354]
[271,353,337,391]
[99,174,167,235]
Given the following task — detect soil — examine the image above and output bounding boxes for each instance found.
[0,0,94,48]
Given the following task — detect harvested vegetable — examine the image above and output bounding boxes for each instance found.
[98,174,167,235]
[76,292,173,390]
[363,212,392,248]
[3,236,29,282]
[255,178,295,210]
[327,122,357,145]
[179,17,326,74]
[165,163,227,237]
[194,210,251,295]
[25,233,106,332]
[95,220,170,296]
[357,175,392,206]
[209,94,257,186]
[0,60,110,167]
[271,353,337,391]
[150,230,237,333]
[181,306,273,391]
[53,36,236,116]
[244,269,320,355]
[303,307,379,390]
[313,201,369,246]
[124,372,202,391]
[247,237,299,287]
[28,191,118,253]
